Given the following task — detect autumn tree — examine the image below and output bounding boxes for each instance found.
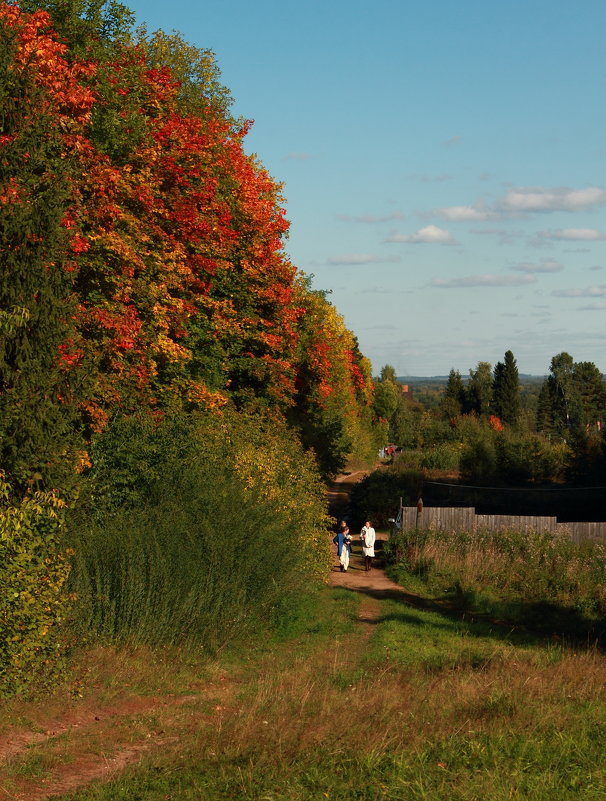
[290,279,376,475]
[465,361,493,417]
[0,5,97,495]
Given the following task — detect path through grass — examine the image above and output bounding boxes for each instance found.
[2,585,606,800]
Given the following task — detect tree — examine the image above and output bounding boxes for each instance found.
[440,368,465,418]
[572,361,606,432]
[373,380,399,423]
[492,350,520,426]
[139,28,233,118]
[466,362,493,417]
[0,5,97,495]
[536,379,554,436]
[544,352,583,441]
[379,364,398,385]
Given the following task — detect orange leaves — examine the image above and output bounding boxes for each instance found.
[0,2,370,435]
[0,177,21,206]
[1,5,95,123]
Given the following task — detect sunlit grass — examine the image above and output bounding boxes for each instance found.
[40,587,606,801]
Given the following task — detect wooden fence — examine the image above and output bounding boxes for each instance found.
[398,506,606,544]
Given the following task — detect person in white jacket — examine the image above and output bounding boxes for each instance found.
[360,520,376,572]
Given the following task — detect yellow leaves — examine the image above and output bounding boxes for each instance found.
[154,334,192,363]
[180,380,228,409]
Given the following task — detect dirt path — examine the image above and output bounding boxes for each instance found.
[0,469,397,800]
[0,684,232,800]
[327,471,417,602]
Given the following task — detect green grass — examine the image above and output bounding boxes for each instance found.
[63,719,606,801]
[52,586,606,801]
[363,598,553,673]
[385,527,606,641]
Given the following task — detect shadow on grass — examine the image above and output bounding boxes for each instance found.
[342,580,606,651]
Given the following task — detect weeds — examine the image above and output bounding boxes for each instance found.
[385,526,606,634]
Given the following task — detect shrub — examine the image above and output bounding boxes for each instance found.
[460,437,497,484]
[66,410,331,649]
[348,471,410,527]
[0,476,71,695]
[420,443,461,471]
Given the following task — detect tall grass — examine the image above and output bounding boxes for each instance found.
[65,410,328,650]
[385,526,606,631]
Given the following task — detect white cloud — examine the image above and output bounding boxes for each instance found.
[337,211,405,224]
[509,259,564,274]
[436,204,497,221]
[499,186,606,213]
[432,274,536,289]
[552,285,606,298]
[431,186,606,228]
[327,253,401,265]
[386,225,456,244]
[579,301,606,310]
[537,228,606,241]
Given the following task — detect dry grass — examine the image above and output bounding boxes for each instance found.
[3,588,606,800]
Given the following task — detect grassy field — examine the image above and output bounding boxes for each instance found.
[2,583,606,800]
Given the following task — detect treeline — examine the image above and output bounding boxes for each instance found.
[0,0,381,693]
[373,350,606,488]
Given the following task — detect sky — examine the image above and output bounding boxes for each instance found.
[128,0,606,377]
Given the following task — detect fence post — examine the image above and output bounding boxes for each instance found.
[416,496,423,529]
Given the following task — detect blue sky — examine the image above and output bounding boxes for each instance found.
[129,0,606,376]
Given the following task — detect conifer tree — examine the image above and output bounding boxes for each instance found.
[572,361,606,431]
[492,350,520,426]
[536,379,554,435]
[441,368,465,418]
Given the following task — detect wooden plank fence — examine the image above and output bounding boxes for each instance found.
[399,506,606,544]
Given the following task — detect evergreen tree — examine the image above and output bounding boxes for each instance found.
[572,361,606,432]
[536,378,554,435]
[492,350,520,426]
[440,368,465,418]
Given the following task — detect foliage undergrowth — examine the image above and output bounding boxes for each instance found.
[65,410,331,651]
[0,476,72,695]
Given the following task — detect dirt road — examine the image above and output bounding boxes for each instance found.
[327,471,413,598]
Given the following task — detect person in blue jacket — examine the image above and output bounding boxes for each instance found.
[333,521,352,572]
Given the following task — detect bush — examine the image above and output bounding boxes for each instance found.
[420,443,461,471]
[496,431,571,484]
[0,477,71,695]
[348,471,410,527]
[66,410,331,649]
[460,437,497,484]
